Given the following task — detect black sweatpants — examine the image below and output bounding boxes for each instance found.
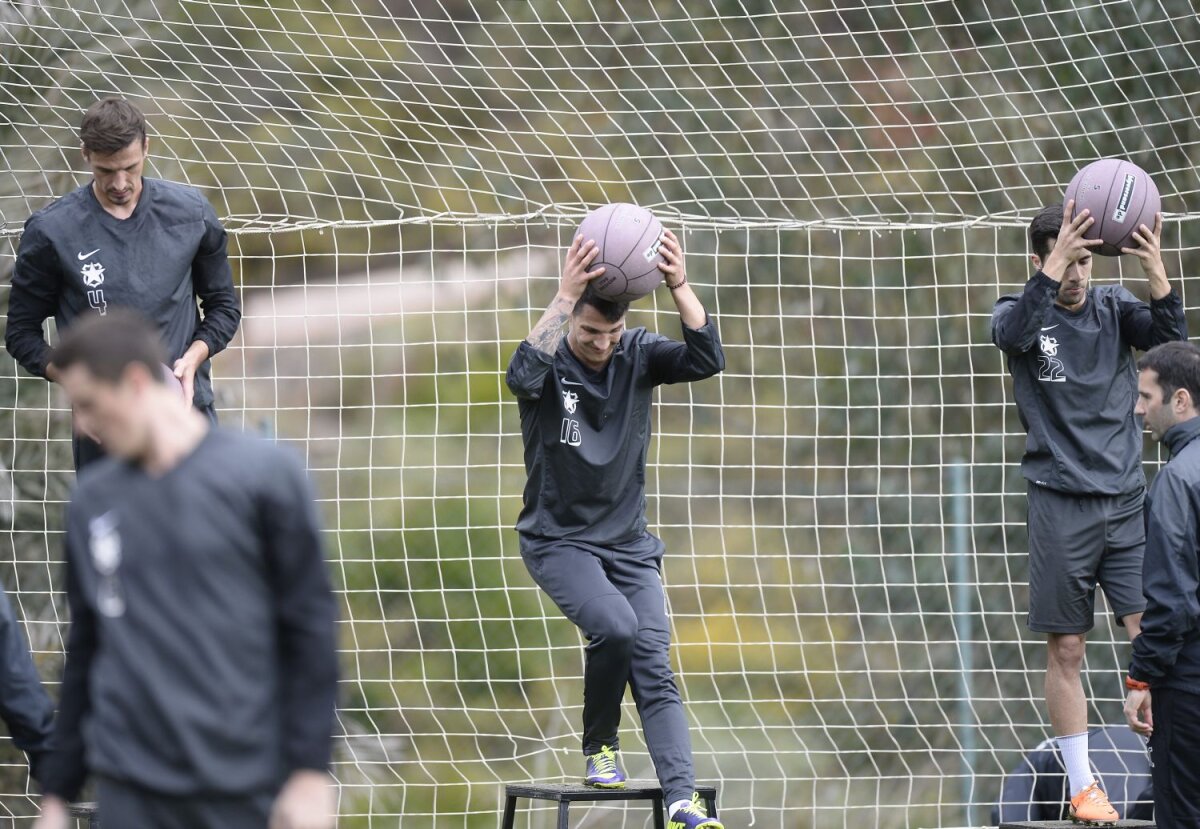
[1150,686,1200,828]
[519,532,695,806]
[98,776,275,829]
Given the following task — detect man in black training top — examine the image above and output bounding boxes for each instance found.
[32,311,338,829]
[5,97,240,470]
[992,201,1187,824]
[506,230,725,829]
[1125,340,1200,829]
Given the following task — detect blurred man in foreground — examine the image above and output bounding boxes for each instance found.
[34,311,337,829]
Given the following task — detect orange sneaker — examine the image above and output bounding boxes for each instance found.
[1069,782,1118,825]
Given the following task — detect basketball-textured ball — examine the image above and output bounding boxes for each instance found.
[576,203,665,302]
[1064,159,1160,257]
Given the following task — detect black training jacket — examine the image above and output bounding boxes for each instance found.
[0,584,54,783]
[1130,416,1200,690]
[39,428,339,801]
[506,319,724,547]
[991,271,1186,495]
[5,178,240,408]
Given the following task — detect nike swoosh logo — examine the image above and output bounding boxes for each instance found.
[77,249,101,260]
[560,378,583,386]
[1040,325,1059,331]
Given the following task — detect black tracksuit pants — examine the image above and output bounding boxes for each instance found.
[1151,686,1200,828]
[520,531,695,806]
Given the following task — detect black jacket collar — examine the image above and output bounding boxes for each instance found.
[1163,416,1200,458]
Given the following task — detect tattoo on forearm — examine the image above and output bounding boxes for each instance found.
[526,298,573,355]
[529,316,567,353]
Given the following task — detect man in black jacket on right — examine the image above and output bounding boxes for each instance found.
[1125,340,1200,829]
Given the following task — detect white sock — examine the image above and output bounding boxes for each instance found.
[668,799,692,818]
[1057,731,1095,794]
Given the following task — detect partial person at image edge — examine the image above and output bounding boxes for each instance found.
[0,584,54,785]
[1124,340,1200,829]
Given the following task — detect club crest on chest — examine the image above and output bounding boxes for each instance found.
[80,260,105,288]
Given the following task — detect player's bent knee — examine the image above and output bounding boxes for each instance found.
[631,626,671,656]
[630,630,679,682]
[579,595,639,647]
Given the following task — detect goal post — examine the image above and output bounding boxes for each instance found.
[2,1,1199,827]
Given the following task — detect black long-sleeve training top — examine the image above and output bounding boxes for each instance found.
[506,319,725,547]
[1130,415,1200,690]
[5,178,241,408]
[39,428,339,801]
[0,584,54,783]
[991,271,1187,495]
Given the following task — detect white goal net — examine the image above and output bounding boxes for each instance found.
[1,2,1199,827]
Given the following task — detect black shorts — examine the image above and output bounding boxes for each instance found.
[1026,483,1146,634]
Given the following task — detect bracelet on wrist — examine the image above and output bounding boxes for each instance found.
[1125,675,1150,692]
[667,276,687,290]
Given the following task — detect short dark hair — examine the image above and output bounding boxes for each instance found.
[52,310,167,384]
[572,285,629,323]
[1138,341,1200,407]
[1029,204,1063,261]
[80,97,147,155]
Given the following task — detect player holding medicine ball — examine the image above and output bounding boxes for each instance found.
[506,229,726,829]
[991,200,1186,824]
